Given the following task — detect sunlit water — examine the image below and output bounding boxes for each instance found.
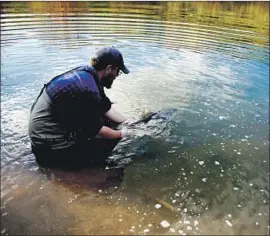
[1,2,269,235]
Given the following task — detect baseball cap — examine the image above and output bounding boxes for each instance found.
[95,47,129,74]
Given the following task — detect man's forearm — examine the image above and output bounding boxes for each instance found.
[104,107,126,123]
[97,126,122,139]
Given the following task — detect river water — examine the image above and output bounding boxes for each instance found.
[1,2,269,235]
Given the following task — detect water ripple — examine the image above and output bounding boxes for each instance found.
[1,2,269,235]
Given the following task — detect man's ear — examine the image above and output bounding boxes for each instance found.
[106,65,113,72]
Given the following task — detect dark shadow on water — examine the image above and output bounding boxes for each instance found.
[38,165,124,194]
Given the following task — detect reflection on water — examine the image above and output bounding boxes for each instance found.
[1,1,269,235]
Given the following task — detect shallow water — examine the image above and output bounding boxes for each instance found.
[1,2,269,235]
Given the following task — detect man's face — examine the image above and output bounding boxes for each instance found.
[102,66,121,89]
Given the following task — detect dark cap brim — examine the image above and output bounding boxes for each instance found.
[120,64,129,74]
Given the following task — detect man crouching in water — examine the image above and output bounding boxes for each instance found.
[28,47,130,169]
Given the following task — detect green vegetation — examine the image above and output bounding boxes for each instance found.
[1,1,268,47]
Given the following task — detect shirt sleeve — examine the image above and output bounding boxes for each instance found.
[98,85,112,114]
[100,95,112,114]
[52,90,104,139]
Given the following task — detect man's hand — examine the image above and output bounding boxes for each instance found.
[120,127,133,137]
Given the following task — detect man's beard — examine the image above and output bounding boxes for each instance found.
[102,75,114,89]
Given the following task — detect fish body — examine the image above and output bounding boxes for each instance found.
[129,108,177,126]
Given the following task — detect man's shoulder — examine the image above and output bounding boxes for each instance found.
[74,66,100,93]
[46,65,100,100]
[53,65,94,79]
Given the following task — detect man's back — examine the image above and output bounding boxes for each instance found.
[28,65,111,150]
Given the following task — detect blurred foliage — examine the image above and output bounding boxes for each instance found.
[1,1,269,46]
[1,1,268,29]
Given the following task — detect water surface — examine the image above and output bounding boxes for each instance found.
[1,2,269,235]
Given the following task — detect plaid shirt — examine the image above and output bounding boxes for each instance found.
[45,65,112,137]
[47,65,100,101]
